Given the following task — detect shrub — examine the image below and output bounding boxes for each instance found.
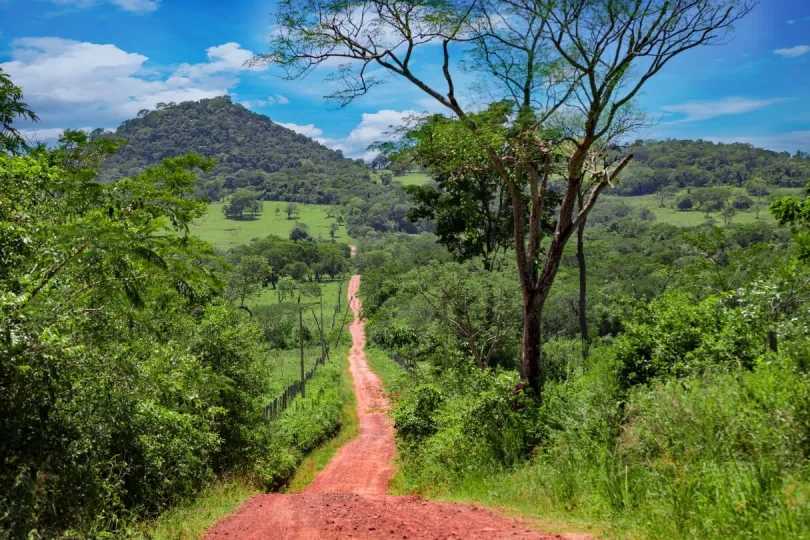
[614,292,767,388]
[676,196,693,211]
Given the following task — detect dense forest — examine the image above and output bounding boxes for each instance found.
[611,139,810,196]
[99,96,373,205]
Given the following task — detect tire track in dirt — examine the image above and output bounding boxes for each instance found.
[203,275,588,540]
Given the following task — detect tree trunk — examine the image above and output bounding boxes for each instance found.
[576,217,590,358]
[520,288,544,397]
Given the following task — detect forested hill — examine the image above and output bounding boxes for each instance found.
[611,139,810,196]
[99,96,377,204]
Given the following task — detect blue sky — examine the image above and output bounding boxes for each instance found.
[1,0,809,159]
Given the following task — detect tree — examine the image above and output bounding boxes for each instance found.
[285,201,299,219]
[260,0,754,396]
[329,222,339,239]
[0,68,38,154]
[226,255,271,315]
[277,275,298,301]
[289,222,311,242]
[223,188,262,219]
[380,170,394,185]
[722,205,737,226]
[657,184,677,208]
[382,114,556,271]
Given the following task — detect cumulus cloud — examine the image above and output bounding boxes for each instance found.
[276,110,421,159]
[278,122,324,139]
[774,45,810,58]
[660,97,784,123]
[50,0,160,14]
[1,38,264,132]
[323,109,422,159]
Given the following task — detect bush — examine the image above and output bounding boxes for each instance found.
[252,360,344,489]
[677,196,693,211]
[614,292,767,388]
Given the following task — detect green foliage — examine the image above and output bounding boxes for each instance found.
[223,188,262,219]
[0,139,283,537]
[613,292,768,388]
[610,140,810,196]
[0,67,38,154]
[251,360,345,490]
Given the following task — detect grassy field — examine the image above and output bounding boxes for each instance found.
[252,278,352,395]
[396,171,432,186]
[372,169,432,187]
[190,201,348,250]
[604,186,803,227]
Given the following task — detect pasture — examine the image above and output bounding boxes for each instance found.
[191,201,348,250]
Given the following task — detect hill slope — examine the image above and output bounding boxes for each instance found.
[610,139,810,196]
[100,96,378,204]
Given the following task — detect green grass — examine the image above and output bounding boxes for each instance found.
[364,346,407,393]
[136,477,258,540]
[284,344,359,493]
[190,201,348,250]
[252,278,352,396]
[362,348,603,537]
[604,186,804,227]
[372,169,432,187]
[396,171,432,186]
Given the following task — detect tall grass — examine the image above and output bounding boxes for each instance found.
[371,346,810,539]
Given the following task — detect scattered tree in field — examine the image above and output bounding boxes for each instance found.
[678,197,694,211]
[289,222,311,242]
[260,0,755,396]
[275,206,281,215]
[285,201,298,219]
[277,275,297,301]
[223,188,262,219]
[329,222,339,239]
[299,281,322,299]
[283,260,309,280]
[638,207,656,222]
[380,170,394,186]
[722,206,737,226]
[226,255,271,315]
[657,184,678,208]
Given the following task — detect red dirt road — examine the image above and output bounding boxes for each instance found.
[204,275,584,540]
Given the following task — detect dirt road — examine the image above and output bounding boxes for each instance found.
[204,275,582,539]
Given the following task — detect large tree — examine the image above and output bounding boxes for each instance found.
[259,0,754,397]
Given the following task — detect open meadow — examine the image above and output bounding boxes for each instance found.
[603,186,804,227]
[190,201,349,250]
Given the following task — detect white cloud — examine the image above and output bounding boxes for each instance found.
[50,0,160,14]
[326,109,422,159]
[276,110,421,159]
[242,94,290,109]
[774,45,810,58]
[18,127,83,143]
[2,37,265,132]
[660,97,784,123]
[708,131,810,154]
[278,122,324,139]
